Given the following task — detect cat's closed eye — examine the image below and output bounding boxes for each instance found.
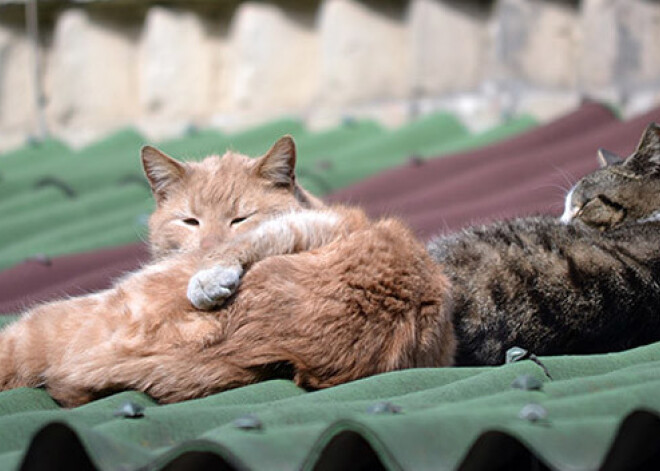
[230,216,249,226]
[578,196,625,229]
[182,218,200,226]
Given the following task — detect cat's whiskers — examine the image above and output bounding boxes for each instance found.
[438,215,451,234]
[535,183,571,196]
[524,182,571,212]
[552,166,577,191]
[134,225,150,246]
[548,201,565,211]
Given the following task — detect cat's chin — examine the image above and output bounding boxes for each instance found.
[637,210,660,224]
[560,188,577,224]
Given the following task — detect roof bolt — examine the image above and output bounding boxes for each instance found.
[506,347,529,364]
[511,374,543,391]
[407,154,425,167]
[366,402,402,415]
[233,414,263,431]
[518,403,547,423]
[341,116,357,127]
[113,401,145,419]
[27,253,52,266]
[316,160,333,171]
[505,347,554,380]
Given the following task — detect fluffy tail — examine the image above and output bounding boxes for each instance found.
[0,320,41,390]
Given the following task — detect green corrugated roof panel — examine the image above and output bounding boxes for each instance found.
[0,312,656,470]
[36,221,149,264]
[152,128,224,160]
[75,128,146,161]
[295,120,384,163]
[0,138,70,172]
[314,115,539,193]
[36,128,148,197]
[0,200,152,270]
[316,112,469,191]
[220,118,307,157]
[157,118,306,159]
[0,140,74,200]
[0,187,69,219]
[0,186,151,248]
[419,115,538,157]
[0,129,144,201]
[291,120,385,195]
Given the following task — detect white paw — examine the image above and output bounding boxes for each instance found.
[187,265,243,310]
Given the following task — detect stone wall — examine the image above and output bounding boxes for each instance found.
[0,20,37,150]
[45,8,139,146]
[1,0,659,151]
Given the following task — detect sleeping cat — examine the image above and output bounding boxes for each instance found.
[428,123,660,365]
[561,125,660,228]
[0,136,454,406]
[3,124,660,406]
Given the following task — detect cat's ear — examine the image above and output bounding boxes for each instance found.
[254,135,296,187]
[625,123,660,174]
[634,123,660,160]
[141,145,186,202]
[597,148,623,168]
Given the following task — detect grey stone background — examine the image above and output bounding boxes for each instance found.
[1,0,659,152]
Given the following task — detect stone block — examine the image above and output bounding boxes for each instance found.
[227,2,318,118]
[491,0,579,89]
[0,22,36,151]
[45,8,138,147]
[137,6,217,138]
[317,0,407,107]
[579,0,660,99]
[307,99,410,132]
[514,89,582,122]
[622,89,660,119]
[407,0,488,96]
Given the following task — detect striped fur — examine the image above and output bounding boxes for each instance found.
[429,123,660,365]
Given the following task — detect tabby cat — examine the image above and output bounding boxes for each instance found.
[0,136,454,406]
[428,123,660,365]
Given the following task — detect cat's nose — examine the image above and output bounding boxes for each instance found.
[199,235,224,251]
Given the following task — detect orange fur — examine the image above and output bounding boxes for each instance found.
[0,137,455,406]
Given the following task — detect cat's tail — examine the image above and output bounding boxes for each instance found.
[0,300,75,392]
[0,324,18,389]
[0,318,43,390]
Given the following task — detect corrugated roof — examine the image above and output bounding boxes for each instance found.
[0,312,657,470]
[3,104,660,470]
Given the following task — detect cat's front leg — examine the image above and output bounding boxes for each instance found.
[188,208,356,310]
[187,263,243,310]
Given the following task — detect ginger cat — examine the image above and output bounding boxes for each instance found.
[0,137,454,407]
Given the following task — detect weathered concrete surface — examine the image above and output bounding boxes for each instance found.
[579,0,660,106]
[137,6,216,138]
[317,0,406,106]
[515,90,582,122]
[226,2,318,121]
[45,8,138,147]
[491,0,579,89]
[0,23,36,151]
[1,0,660,151]
[407,0,487,95]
